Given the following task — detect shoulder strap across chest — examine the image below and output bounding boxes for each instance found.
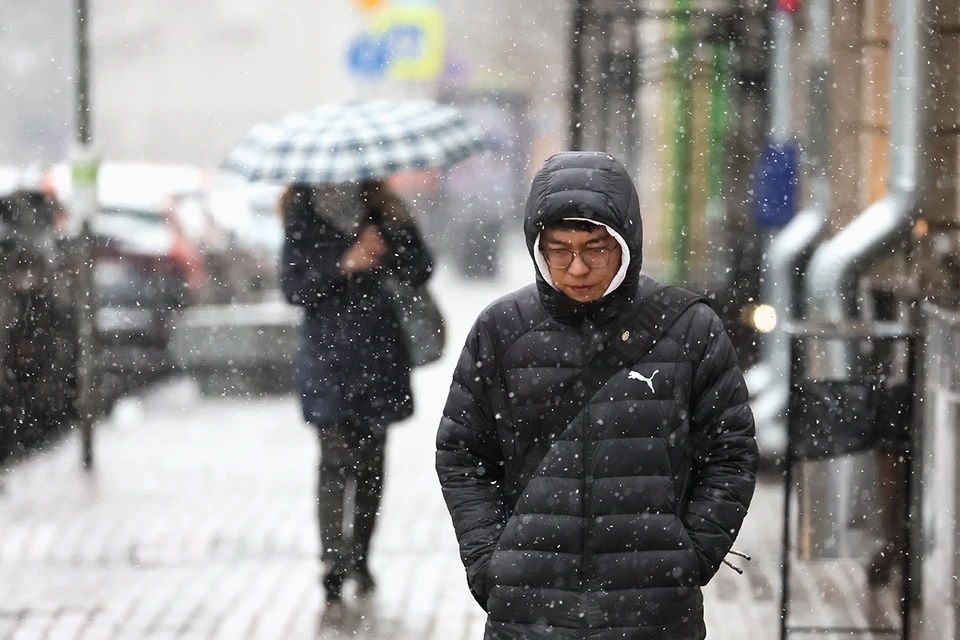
[499,285,706,511]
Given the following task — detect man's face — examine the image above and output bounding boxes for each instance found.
[540,225,623,303]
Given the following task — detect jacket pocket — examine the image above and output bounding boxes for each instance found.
[485,511,521,600]
[677,519,705,586]
[485,551,497,595]
[467,553,493,610]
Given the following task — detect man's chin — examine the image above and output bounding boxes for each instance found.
[563,286,601,303]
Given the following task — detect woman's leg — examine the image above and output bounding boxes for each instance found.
[350,423,387,587]
[317,423,352,600]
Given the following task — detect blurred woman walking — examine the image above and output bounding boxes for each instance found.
[279,180,433,603]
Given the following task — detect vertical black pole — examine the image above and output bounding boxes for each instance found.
[75,0,96,470]
[623,22,640,171]
[780,334,801,640]
[900,334,919,640]
[569,0,586,150]
[76,0,91,146]
[598,16,612,153]
[780,438,792,640]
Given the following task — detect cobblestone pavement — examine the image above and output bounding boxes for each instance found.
[0,257,909,639]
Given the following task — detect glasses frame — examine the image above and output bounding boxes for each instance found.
[540,247,617,269]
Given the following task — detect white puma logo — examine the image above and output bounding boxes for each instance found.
[628,369,659,393]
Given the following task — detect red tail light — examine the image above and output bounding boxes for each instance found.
[169,233,207,292]
[162,198,207,293]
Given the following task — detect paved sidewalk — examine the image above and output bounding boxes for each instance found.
[2,383,905,640]
[0,256,909,639]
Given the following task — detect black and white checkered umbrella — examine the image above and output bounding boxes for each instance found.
[221,99,488,184]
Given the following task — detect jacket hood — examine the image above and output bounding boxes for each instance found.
[523,152,643,324]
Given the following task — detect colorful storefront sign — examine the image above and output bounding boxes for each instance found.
[346,1,444,81]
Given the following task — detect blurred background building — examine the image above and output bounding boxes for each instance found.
[2,0,959,442]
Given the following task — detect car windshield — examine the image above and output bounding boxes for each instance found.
[93,207,173,256]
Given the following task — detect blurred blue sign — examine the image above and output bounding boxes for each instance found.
[753,141,798,229]
[347,34,389,78]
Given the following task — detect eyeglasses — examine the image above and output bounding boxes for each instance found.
[540,247,617,269]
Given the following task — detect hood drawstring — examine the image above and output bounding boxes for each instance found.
[722,549,752,575]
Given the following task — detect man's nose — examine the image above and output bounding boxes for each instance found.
[567,253,591,275]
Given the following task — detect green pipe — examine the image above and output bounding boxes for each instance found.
[669,0,693,284]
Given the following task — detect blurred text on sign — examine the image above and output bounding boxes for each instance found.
[346,1,444,81]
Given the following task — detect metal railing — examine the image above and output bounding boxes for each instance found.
[780,320,917,640]
[920,302,960,639]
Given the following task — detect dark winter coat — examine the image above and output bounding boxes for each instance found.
[281,187,433,427]
[436,152,758,639]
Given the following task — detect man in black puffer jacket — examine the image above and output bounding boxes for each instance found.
[436,152,758,639]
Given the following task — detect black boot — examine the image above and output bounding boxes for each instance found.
[352,560,377,594]
[321,563,348,602]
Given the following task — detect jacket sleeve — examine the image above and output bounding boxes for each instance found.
[682,309,758,585]
[380,218,434,287]
[280,208,348,306]
[436,316,506,610]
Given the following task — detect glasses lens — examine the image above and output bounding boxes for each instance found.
[581,249,610,268]
[543,250,573,268]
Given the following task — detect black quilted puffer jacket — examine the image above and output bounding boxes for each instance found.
[436,152,758,639]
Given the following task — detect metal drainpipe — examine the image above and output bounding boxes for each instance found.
[807,0,927,328]
[801,0,928,559]
[747,0,830,458]
[768,8,793,146]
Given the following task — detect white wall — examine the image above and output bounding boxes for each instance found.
[87,0,571,170]
[0,0,74,166]
[91,0,418,165]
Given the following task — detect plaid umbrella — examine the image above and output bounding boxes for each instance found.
[220,99,488,185]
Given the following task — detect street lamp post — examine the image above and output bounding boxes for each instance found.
[569,0,587,150]
[76,0,91,148]
[73,0,99,470]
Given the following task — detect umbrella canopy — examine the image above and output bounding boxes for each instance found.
[221,99,488,185]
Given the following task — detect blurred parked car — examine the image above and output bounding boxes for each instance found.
[206,183,283,294]
[167,191,266,304]
[0,189,79,463]
[172,183,293,396]
[48,162,267,304]
[85,193,265,382]
[89,205,190,350]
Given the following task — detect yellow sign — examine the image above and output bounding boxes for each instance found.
[369,4,444,80]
